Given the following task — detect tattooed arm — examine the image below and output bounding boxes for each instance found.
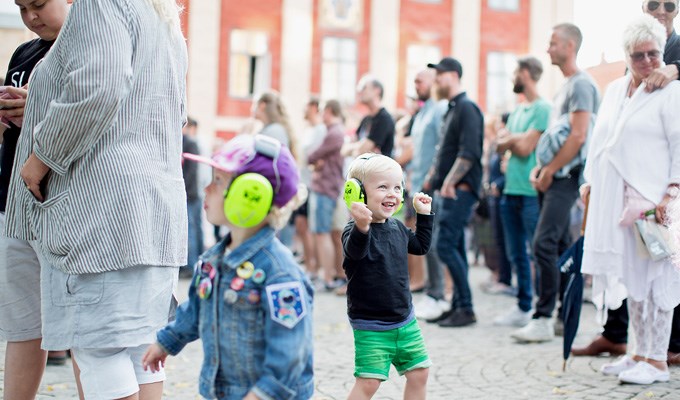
[440,158,472,198]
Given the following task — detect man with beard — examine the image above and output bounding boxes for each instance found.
[492,56,551,328]
[424,57,484,327]
[408,69,450,321]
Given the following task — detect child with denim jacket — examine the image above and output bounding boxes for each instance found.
[342,153,433,400]
[143,134,314,400]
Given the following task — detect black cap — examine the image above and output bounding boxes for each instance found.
[427,57,463,78]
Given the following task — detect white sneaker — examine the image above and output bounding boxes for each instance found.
[493,306,532,327]
[618,361,669,384]
[601,355,637,376]
[510,318,554,342]
[415,296,449,320]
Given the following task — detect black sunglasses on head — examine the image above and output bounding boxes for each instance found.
[647,1,677,12]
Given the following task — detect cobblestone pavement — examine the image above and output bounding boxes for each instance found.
[2,265,679,399]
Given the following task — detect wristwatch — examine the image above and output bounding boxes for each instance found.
[666,185,680,198]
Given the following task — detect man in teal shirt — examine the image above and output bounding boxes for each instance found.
[493,56,551,328]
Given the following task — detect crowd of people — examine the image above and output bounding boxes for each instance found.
[1,0,680,399]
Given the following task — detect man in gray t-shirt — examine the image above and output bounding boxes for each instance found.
[511,23,600,344]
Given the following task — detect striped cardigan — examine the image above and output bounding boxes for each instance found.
[5,0,189,274]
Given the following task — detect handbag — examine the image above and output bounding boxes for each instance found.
[634,212,673,262]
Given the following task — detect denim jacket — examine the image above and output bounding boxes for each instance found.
[156,227,314,400]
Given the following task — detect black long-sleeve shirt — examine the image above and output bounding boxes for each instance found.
[342,213,434,328]
[428,92,484,198]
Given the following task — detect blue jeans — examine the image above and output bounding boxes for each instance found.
[436,190,477,312]
[499,195,539,312]
[489,194,512,286]
[187,199,204,269]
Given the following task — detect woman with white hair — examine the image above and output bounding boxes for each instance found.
[581,14,680,385]
[5,0,188,398]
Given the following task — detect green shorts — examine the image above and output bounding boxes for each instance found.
[353,318,431,380]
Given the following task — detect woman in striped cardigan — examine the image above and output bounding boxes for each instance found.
[6,0,188,399]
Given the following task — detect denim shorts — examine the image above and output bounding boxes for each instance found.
[309,192,336,233]
[353,318,431,380]
[0,213,44,341]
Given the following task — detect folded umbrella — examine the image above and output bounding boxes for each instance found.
[560,194,589,371]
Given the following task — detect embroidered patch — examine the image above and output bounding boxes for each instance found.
[265,282,308,329]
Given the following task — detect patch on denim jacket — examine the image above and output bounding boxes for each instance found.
[265,282,308,329]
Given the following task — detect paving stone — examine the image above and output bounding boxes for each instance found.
[3,265,680,399]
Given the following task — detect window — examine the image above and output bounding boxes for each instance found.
[321,37,357,104]
[486,52,516,114]
[229,30,270,99]
[405,44,441,98]
[488,0,519,12]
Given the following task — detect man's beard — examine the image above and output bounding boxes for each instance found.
[436,86,450,100]
[513,81,524,94]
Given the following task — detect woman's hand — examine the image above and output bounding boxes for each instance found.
[20,153,50,202]
[579,183,590,204]
[142,343,168,373]
[656,194,673,224]
[412,192,432,215]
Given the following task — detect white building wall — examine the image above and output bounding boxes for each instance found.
[186,0,222,151]
[369,0,401,111]
[280,0,314,144]
[452,0,482,102]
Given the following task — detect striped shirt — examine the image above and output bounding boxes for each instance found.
[5,0,189,274]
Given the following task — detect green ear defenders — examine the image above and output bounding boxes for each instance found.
[343,177,405,214]
[224,173,274,228]
[223,136,281,228]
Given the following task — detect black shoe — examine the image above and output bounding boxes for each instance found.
[426,309,454,324]
[438,310,477,327]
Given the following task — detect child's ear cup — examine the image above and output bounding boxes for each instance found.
[394,185,405,214]
[224,173,274,228]
[343,178,365,210]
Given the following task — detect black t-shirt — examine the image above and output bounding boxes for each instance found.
[0,39,54,212]
[342,213,433,323]
[429,92,484,198]
[356,107,395,157]
[182,135,200,201]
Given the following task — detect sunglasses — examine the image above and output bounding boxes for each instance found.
[194,261,216,300]
[630,50,661,62]
[647,1,677,12]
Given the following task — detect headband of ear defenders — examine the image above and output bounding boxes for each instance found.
[223,136,282,228]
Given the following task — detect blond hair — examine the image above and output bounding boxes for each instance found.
[346,153,403,183]
[266,184,308,230]
[257,91,298,160]
[146,0,183,29]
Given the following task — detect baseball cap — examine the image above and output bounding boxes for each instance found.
[183,134,299,208]
[427,57,463,78]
